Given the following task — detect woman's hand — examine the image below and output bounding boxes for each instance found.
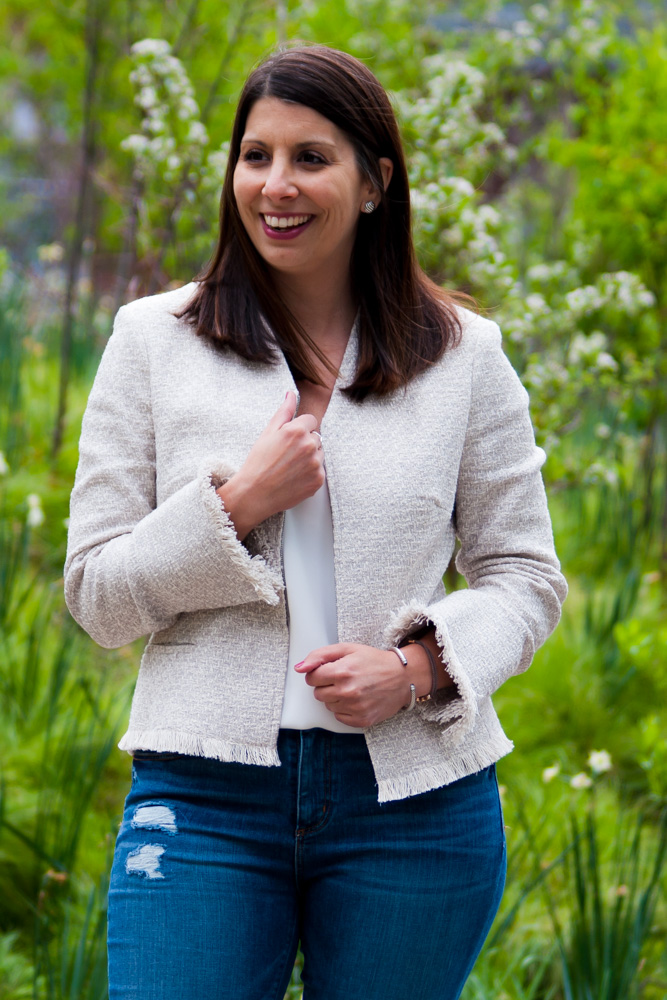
[295,643,422,728]
[217,390,324,540]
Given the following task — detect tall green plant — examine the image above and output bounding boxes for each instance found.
[35,864,110,1000]
[551,809,666,998]
[0,281,26,468]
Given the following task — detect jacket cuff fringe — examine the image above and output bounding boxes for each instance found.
[198,458,283,607]
[382,600,478,745]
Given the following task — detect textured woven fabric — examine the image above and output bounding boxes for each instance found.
[64,281,567,802]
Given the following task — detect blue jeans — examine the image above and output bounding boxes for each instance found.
[108,728,506,1000]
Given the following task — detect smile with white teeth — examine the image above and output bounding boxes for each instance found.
[263,214,312,230]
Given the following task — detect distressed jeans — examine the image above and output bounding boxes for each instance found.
[108,728,506,1000]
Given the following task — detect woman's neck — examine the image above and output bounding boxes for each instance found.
[271,269,357,350]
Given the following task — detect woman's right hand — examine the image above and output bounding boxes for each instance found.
[216,390,325,540]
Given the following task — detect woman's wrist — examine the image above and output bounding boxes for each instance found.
[401,643,433,699]
[400,627,454,697]
[216,475,266,542]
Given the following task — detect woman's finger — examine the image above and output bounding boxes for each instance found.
[294,643,360,672]
[266,389,298,431]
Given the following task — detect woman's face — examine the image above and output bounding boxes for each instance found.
[233,96,382,284]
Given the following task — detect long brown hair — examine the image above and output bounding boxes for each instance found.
[175,44,466,401]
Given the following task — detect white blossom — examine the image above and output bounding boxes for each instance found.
[594,351,618,372]
[137,86,159,110]
[542,763,560,783]
[587,749,612,774]
[514,19,533,37]
[37,242,65,263]
[26,493,44,528]
[570,772,593,790]
[525,293,548,315]
[187,121,208,146]
[177,96,200,120]
[568,331,608,365]
[584,461,619,487]
[530,4,549,22]
[121,134,150,156]
[130,38,171,58]
[129,66,152,88]
[0,451,8,475]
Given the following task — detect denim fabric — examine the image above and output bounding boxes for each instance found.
[108,728,506,1000]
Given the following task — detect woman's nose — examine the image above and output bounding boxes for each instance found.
[261,157,298,201]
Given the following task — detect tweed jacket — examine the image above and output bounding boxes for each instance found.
[64,281,567,802]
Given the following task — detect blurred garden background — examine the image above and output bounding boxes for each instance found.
[1,0,666,996]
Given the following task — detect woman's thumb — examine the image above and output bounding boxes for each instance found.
[268,389,298,430]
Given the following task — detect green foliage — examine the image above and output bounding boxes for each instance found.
[550,26,667,305]
[0,932,34,1000]
[556,809,667,1000]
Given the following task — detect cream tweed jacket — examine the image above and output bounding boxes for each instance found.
[64,281,567,802]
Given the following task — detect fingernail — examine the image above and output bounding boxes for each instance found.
[294,660,305,669]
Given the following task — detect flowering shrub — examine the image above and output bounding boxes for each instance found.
[121,39,209,185]
[120,39,230,270]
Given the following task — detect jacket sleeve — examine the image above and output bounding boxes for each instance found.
[383,320,567,745]
[64,306,283,649]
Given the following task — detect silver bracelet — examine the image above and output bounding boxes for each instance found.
[390,646,408,667]
[390,647,416,711]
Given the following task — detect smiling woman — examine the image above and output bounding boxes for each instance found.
[234,97,391,281]
[175,44,465,397]
[65,42,566,1000]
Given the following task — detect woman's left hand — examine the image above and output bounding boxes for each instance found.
[294,643,412,728]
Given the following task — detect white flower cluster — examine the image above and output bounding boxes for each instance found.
[121,38,209,184]
[568,330,617,371]
[492,18,544,64]
[566,271,655,321]
[526,260,576,289]
[583,461,619,487]
[37,242,65,264]
[598,271,656,315]
[402,55,517,295]
[522,356,568,393]
[486,0,614,71]
[541,750,612,789]
[400,55,516,188]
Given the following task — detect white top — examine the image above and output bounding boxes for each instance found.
[280,475,364,734]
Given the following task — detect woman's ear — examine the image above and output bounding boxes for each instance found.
[362,157,394,212]
[378,156,394,194]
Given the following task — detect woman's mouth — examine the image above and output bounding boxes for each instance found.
[260,214,315,240]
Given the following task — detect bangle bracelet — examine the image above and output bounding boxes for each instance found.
[407,639,439,701]
[390,647,415,711]
[390,646,408,668]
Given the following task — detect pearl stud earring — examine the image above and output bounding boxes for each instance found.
[364,201,376,214]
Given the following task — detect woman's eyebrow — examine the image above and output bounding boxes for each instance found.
[240,137,339,150]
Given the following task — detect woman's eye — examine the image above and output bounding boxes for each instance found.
[243,150,267,162]
[300,151,326,165]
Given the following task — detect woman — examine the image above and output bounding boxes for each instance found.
[65,44,567,1000]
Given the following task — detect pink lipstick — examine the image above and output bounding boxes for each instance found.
[260,214,315,241]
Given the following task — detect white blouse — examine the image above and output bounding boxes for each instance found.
[280,475,364,734]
